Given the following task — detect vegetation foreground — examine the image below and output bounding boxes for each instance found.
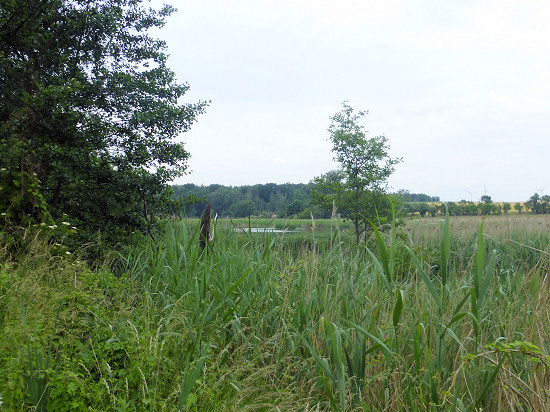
[1,214,550,411]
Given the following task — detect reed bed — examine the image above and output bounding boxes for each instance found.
[1,213,550,410]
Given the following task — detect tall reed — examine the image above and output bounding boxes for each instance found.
[3,214,549,410]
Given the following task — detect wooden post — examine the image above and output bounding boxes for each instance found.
[200,203,212,252]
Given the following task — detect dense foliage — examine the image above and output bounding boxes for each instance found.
[525,193,550,214]
[173,182,441,221]
[2,215,550,410]
[0,0,206,246]
[172,182,318,218]
[396,189,440,202]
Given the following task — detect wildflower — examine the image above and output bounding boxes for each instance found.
[71,226,78,230]
[48,225,56,229]
[65,251,71,255]
[1,213,6,216]
[62,221,71,225]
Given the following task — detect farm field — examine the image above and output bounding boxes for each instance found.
[227,213,550,253]
[407,213,550,240]
[1,213,550,410]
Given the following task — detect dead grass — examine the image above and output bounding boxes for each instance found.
[406,213,550,243]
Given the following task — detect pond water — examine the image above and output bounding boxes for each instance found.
[234,227,301,233]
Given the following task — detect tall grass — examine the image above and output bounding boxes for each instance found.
[117,216,550,410]
[1,213,550,410]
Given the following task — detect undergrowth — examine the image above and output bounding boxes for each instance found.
[1,213,550,410]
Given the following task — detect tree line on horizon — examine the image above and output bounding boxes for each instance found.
[173,184,550,219]
[172,183,440,219]
[399,193,550,217]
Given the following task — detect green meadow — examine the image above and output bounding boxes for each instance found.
[2,213,550,410]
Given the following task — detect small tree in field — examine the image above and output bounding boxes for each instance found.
[525,193,540,214]
[514,203,523,214]
[229,200,256,218]
[480,195,494,215]
[502,202,511,214]
[311,102,401,243]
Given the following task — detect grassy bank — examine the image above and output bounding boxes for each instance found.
[1,213,550,410]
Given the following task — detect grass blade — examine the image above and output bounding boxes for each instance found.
[343,319,393,366]
[405,246,441,308]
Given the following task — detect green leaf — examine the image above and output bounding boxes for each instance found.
[439,204,451,285]
[343,319,393,366]
[479,249,497,308]
[366,248,392,292]
[474,356,505,408]
[369,220,392,287]
[473,218,487,300]
[392,289,404,328]
[405,246,441,308]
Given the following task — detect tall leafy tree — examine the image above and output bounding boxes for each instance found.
[525,193,541,214]
[0,0,207,244]
[311,102,401,243]
[480,195,495,215]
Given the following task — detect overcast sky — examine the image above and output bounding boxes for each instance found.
[149,0,550,201]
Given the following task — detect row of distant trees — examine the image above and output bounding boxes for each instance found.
[174,184,550,219]
[406,199,506,217]
[172,183,439,220]
[406,193,550,217]
[172,183,317,218]
[524,193,550,214]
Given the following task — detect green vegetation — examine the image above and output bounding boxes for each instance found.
[2,2,549,411]
[0,0,206,249]
[172,183,441,221]
[2,213,550,410]
[525,193,550,214]
[172,183,319,219]
[404,194,550,218]
[311,102,401,243]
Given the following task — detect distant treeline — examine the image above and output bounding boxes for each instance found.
[404,193,550,217]
[173,185,550,219]
[172,183,318,218]
[172,184,440,218]
[397,190,440,203]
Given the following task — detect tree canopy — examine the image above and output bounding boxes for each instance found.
[172,182,318,218]
[311,102,401,243]
[0,0,207,246]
